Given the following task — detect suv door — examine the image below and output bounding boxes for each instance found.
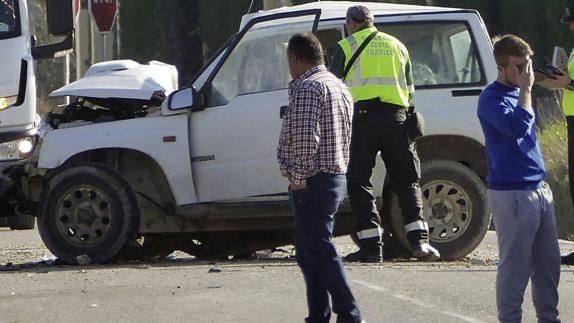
[189,10,321,202]
[376,12,495,143]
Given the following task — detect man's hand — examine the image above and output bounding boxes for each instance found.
[517,59,534,90]
[547,68,572,89]
[290,182,307,191]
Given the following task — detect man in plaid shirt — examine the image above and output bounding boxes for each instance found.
[278,33,363,323]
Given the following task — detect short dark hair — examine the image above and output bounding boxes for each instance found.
[287,32,324,65]
[492,34,533,66]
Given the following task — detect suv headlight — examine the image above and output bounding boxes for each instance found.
[0,137,35,161]
[0,96,18,111]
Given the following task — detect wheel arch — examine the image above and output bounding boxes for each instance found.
[46,148,177,215]
[416,135,487,180]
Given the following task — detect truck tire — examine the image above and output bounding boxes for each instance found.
[38,164,140,265]
[389,160,490,260]
[8,213,35,230]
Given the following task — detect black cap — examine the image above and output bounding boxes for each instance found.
[346,5,374,23]
[562,0,574,23]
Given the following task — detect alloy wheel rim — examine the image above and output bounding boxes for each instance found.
[422,180,472,243]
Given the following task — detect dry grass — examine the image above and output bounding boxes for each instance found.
[539,121,574,240]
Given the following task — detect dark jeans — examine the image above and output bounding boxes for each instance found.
[567,116,574,208]
[347,105,425,247]
[290,172,362,323]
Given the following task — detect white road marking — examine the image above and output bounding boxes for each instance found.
[352,279,487,323]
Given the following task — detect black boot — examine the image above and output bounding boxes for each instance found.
[344,248,383,263]
[344,239,383,263]
[407,230,440,261]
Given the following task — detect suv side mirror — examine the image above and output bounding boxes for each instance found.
[167,87,202,111]
[32,0,74,59]
[47,0,74,36]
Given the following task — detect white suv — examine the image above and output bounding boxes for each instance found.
[24,1,497,264]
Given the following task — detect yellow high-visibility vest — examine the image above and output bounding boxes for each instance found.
[563,50,574,116]
[338,26,413,107]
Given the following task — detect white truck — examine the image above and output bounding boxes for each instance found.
[0,0,74,230]
[8,1,497,264]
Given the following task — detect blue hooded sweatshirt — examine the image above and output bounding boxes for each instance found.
[477,81,546,190]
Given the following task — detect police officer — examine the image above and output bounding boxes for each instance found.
[329,5,440,262]
[548,0,574,265]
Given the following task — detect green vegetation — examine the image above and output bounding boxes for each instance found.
[119,0,260,85]
[539,121,574,240]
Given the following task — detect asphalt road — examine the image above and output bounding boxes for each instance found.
[1,229,574,323]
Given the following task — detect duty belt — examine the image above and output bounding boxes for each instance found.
[354,98,405,111]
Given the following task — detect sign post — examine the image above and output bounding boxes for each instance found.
[65,0,81,103]
[89,0,118,63]
[89,0,118,33]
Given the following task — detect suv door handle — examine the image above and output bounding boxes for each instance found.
[280,105,288,119]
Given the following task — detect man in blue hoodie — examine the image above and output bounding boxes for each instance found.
[478,35,560,323]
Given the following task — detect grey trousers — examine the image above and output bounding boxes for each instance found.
[488,185,561,323]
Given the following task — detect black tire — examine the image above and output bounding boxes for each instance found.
[389,160,490,260]
[38,164,140,265]
[0,216,8,227]
[8,213,35,230]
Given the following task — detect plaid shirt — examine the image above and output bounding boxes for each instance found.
[277,65,354,185]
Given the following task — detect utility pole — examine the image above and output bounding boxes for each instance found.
[88,0,119,65]
[76,0,90,78]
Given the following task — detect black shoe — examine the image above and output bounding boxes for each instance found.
[411,242,440,261]
[344,249,382,263]
[562,252,574,265]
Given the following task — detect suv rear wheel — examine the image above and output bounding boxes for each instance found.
[390,160,490,260]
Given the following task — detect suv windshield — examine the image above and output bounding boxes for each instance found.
[380,21,484,88]
[0,0,18,39]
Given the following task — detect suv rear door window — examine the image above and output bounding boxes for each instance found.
[380,22,484,88]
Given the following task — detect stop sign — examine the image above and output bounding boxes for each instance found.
[89,0,118,33]
[73,0,80,22]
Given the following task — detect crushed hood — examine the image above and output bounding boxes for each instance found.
[50,60,178,100]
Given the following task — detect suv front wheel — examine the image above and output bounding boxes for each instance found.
[38,164,140,265]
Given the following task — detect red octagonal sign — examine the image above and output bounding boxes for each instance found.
[89,0,118,33]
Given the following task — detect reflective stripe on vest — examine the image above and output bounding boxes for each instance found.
[338,27,413,107]
[564,49,574,116]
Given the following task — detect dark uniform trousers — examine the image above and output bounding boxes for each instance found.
[347,99,427,250]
